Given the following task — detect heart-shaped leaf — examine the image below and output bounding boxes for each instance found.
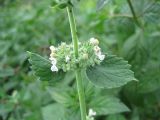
[86,54,136,89]
[28,52,65,82]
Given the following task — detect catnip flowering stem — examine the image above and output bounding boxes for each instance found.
[67,5,87,120]
[67,5,79,58]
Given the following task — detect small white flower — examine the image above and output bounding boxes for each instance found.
[50,52,56,57]
[51,65,58,72]
[50,45,56,52]
[93,45,105,61]
[78,42,81,45]
[61,42,66,47]
[83,53,88,59]
[94,46,101,53]
[49,57,57,64]
[89,109,96,117]
[86,109,96,120]
[97,54,105,61]
[51,60,57,65]
[49,56,58,72]
[90,38,99,46]
[65,56,70,62]
[95,51,101,57]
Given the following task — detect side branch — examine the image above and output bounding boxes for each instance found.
[126,0,140,27]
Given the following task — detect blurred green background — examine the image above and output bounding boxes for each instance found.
[0,0,160,120]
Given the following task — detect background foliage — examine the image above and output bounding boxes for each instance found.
[0,0,160,120]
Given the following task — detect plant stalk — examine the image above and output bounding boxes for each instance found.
[67,6,87,120]
[67,6,79,58]
[126,0,140,26]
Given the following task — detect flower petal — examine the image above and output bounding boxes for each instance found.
[51,65,58,72]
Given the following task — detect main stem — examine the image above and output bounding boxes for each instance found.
[67,6,87,120]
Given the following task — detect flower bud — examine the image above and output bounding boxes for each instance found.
[89,38,99,46]
[89,109,96,117]
[83,53,88,59]
[50,52,56,57]
[97,54,105,61]
[51,65,58,72]
[51,59,57,65]
[50,46,56,52]
[61,42,66,47]
[78,42,82,45]
[94,46,101,53]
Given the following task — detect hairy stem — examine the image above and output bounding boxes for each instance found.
[67,6,79,58]
[67,6,87,120]
[75,69,87,120]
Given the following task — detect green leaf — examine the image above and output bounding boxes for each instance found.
[106,114,126,120]
[122,28,149,71]
[0,41,11,56]
[57,3,68,9]
[47,87,70,105]
[46,87,80,120]
[135,0,160,24]
[51,1,58,7]
[28,52,65,82]
[0,67,14,78]
[137,61,160,93]
[121,0,160,24]
[89,96,130,115]
[97,0,111,10]
[42,103,65,120]
[123,32,160,93]
[86,54,136,88]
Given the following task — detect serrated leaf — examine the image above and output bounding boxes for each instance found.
[89,96,130,115]
[137,0,160,23]
[86,54,136,89]
[97,0,111,10]
[28,52,65,82]
[121,0,160,24]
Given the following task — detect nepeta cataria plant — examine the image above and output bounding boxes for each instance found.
[28,0,136,120]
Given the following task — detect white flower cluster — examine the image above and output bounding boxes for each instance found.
[86,109,96,120]
[49,46,58,72]
[49,37,105,72]
[90,38,105,61]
